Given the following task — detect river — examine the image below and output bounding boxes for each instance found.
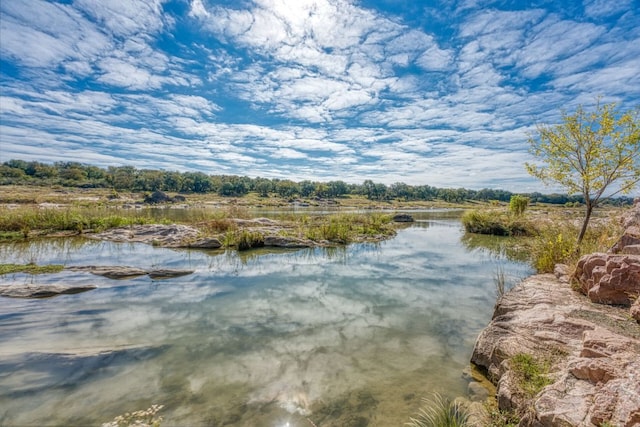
[0,210,532,426]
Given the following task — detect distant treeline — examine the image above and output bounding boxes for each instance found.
[0,159,634,206]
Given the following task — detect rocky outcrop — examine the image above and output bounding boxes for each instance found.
[67,265,194,279]
[0,284,97,298]
[471,274,640,426]
[573,253,640,305]
[87,224,220,248]
[263,236,313,248]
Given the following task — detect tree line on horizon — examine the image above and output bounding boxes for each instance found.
[0,159,633,206]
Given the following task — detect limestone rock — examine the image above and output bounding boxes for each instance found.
[67,265,148,279]
[471,274,640,426]
[573,253,640,306]
[0,284,97,298]
[88,224,201,247]
[263,236,313,248]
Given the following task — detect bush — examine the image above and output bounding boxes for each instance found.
[509,195,529,216]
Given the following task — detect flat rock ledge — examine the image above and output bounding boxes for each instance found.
[87,223,316,249]
[471,274,640,426]
[67,265,194,279]
[0,284,97,299]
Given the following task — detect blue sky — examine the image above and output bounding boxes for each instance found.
[1,0,639,192]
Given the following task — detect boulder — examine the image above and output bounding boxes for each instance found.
[573,253,640,306]
[0,284,97,298]
[392,213,414,222]
[143,190,183,204]
[609,226,640,254]
[471,274,640,426]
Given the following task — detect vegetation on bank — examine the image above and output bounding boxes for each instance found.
[0,204,395,247]
[462,191,624,273]
[0,263,64,275]
[406,393,470,427]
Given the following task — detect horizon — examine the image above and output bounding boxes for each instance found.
[1,0,639,194]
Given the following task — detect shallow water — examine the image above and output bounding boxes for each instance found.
[0,212,531,426]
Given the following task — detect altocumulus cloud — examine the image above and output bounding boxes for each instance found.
[0,0,638,191]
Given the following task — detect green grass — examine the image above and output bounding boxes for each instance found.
[510,353,553,398]
[0,206,157,236]
[0,263,64,275]
[303,213,394,243]
[461,210,535,237]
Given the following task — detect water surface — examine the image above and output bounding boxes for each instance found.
[0,212,531,426]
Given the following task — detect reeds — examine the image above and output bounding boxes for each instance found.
[406,393,470,427]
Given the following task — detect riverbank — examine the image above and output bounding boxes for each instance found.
[470,200,640,426]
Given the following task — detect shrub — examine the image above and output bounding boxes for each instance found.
[236,230,264,250]
[509,195,530,217]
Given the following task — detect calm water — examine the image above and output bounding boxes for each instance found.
[0,212,531,426]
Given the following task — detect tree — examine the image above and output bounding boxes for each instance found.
[526,102,640,245]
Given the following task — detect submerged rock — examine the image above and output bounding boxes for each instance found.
[471,274,640,426]
[0,284,97,299]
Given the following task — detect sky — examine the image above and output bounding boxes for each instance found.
[0,0,639,192]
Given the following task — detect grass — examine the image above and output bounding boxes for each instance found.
[0,206,158,236]
[510,353,553,398]
[463,206,624,273]
[406,393,470,427]
[0,263,64,275]
[303,213,395,243]
[461,210,535,237]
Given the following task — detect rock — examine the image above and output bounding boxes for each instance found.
[67,265,148,279]
[554,263,571,283]
[631,299,640,324]
[573,253,640,306]
[609,226,640,254]
[143,190,182,204]
[263,236,313,248]
[392,213,414,222]
[88,224,201,247]
[187,237,222,249]
[67,265,193,280]
[471,274,640,426]
[0,284,97,298]
[147,269,194,279]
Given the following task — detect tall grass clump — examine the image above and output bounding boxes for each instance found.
[304,213,394,243]
[406,393,470,427]
[235,230,264,250]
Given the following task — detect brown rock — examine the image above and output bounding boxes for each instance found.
[187,237,222,249]
[573,253,640,306]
